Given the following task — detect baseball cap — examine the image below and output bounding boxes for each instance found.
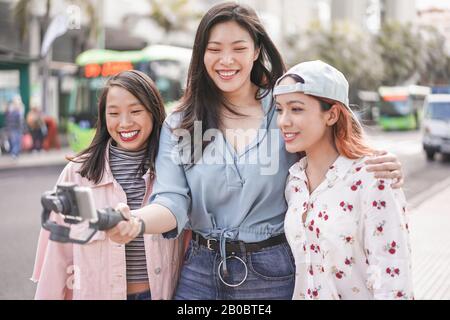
[273,60,350,108]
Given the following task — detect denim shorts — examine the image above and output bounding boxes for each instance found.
[174,239,295,300]
[127,289,152,300]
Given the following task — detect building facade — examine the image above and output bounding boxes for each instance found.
[417,7,450,54]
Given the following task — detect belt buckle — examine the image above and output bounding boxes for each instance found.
[206,238,217,251]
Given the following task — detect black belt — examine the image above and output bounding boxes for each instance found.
[192,232,287,254]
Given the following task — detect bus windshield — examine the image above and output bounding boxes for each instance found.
[377,85,430,130]
[379,98,410,116]
[69,77,106,129]
[428,102,450,120]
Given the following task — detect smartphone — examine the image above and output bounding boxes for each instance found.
[74,186,98,222]
[54,182,98,222]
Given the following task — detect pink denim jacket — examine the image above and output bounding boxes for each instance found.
[31,147,185,300]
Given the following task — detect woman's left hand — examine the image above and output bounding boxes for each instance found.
[365,150,404,189]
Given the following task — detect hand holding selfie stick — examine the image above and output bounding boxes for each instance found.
[41,183,128,244]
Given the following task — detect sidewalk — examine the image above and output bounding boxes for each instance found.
[0,147,73,171]
[409,177,450,300]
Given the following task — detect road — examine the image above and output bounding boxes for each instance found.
[0,128,449,299]
[0,165,65,299]
[365,127,450,205]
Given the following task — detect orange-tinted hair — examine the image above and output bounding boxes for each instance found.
[326,101,374,159]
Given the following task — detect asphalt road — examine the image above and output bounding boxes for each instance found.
[365,127,450,205]
[0,165,65,300]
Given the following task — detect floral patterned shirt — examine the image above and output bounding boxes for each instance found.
[284,155,413,300]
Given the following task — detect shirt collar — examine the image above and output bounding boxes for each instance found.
[289,154,355,185]
[325,155,355,184]
[288,156,308,181]
[216,89,274,159]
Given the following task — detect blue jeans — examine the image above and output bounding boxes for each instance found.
[174,239,295,300]
[127,289,151,300]
[8,130,21,157]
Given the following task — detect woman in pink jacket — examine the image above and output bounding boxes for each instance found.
[31,70,185,300]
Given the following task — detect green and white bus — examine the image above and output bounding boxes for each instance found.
[68,45,191,152]
[377,85,430,130]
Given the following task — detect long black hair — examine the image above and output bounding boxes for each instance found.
[176,2,285,164]
[68,70,166,183]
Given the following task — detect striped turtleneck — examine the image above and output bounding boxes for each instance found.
[109,143,149,284]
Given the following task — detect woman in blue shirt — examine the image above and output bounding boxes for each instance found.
[107,2,404,300]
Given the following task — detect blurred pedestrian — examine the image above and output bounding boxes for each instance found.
[42,116,61,150]
[5,95,25,159]
[26,104,46,152]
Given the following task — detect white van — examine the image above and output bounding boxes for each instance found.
[422,94,450,160]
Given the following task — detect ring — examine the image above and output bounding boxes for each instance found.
[217,255,248,288]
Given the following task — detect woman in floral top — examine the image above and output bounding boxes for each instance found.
[274,60,413,300]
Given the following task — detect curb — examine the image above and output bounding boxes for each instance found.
[0,159,68,173]
[0,150,73,172]
[408,175,450,210]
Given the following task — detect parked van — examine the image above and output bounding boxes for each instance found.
[422,94,450,160]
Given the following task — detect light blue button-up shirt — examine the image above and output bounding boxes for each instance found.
[150,92,299,248]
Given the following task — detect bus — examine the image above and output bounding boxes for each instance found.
[377,85,430,130]
[422,86,450,160]
[67,45,192,152]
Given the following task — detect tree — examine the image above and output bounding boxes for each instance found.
[147,0,200,35]
[287,22,384,103]
[376,22,423,85]
[122,0,201,44]
[286,19,450,96]
[418,25,450,86]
